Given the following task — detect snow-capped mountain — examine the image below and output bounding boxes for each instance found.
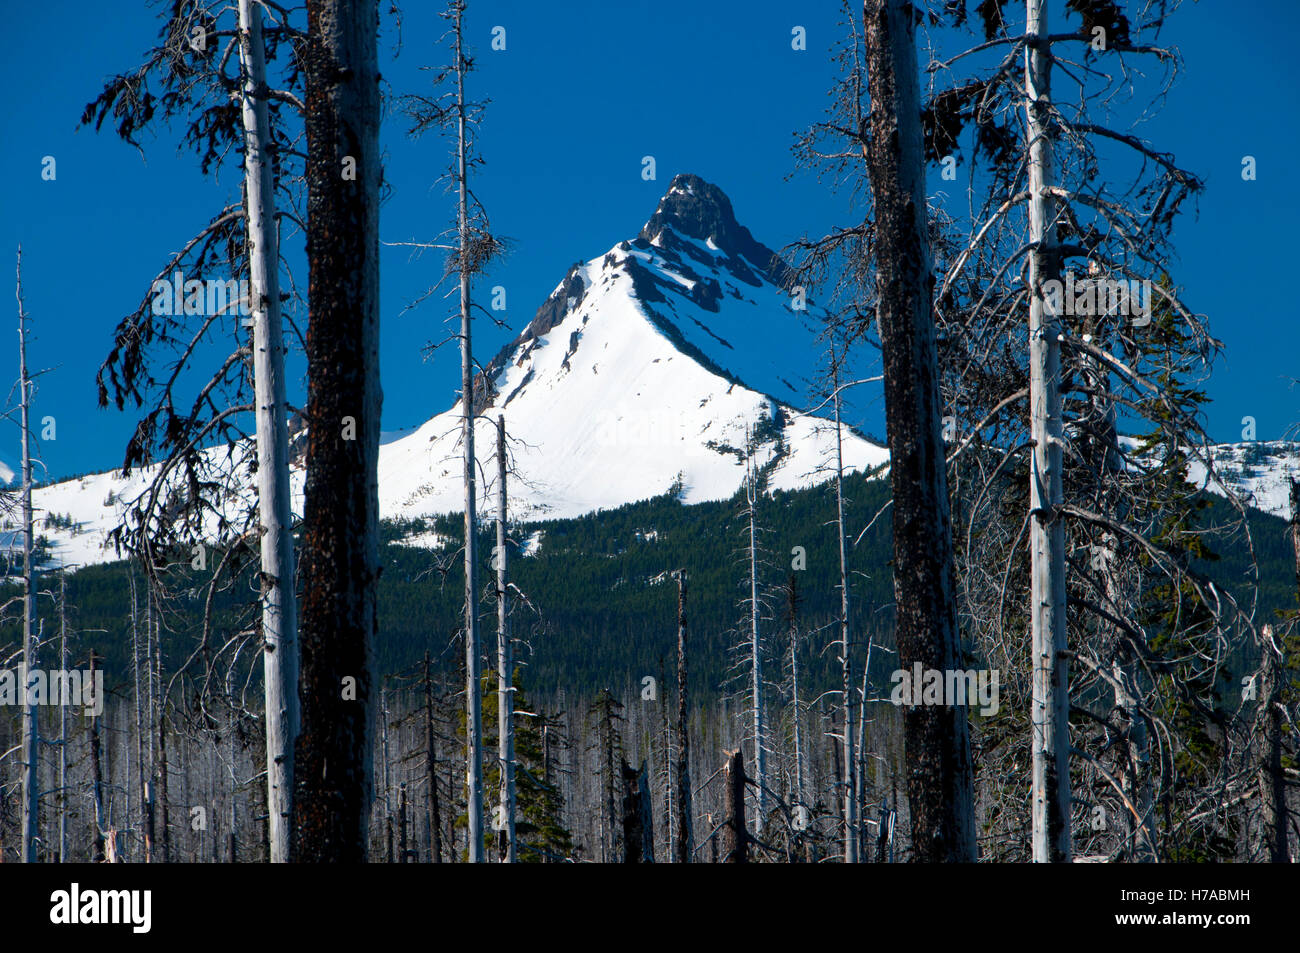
[1188,440,1300,519]
[24,173,1293,572]
[24,174,889,567]
[375,173,887,526]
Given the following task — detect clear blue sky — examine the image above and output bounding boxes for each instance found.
[2,0,1296,481]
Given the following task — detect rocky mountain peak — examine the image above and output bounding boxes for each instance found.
[639,173,791,286]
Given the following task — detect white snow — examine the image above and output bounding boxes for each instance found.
[25,211,894,568]
[1185,440,1300,519]
[519,530,543,557]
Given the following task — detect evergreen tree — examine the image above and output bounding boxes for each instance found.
[463,673,576,862]
[1134,275,1230,861]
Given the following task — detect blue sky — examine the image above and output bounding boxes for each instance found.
[2,0,1296,481]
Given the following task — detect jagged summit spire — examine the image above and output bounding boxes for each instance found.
[640,173,790,285]
[641,174,743,247]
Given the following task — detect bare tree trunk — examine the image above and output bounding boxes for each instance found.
[142,587,155,863]
[661,660,675,858]
[130,574,149,862]
[722,749,748,863]
[598,692,619,863]
[450,2,486,864]
[861,0,976,862]
[380,682,392,855]
[638,759,654,862]
[856,633,875,861]
[423,652,443,863]
[495,416,517,862]
[620,759,654,862]
[831,354,858,862]
[58,573,69,863]
[674,570,693,862]
[294,0,380,863]
[1081,316,1153,861]
[1256,626,1288,862]
[89,651,106,863]
[398,781,408,863]
[744,447,767,831]
[157,704,171,863]
[787,577,805,825]
[227,708,239,863]
[15,248,38,864]
[1291,478,1300,603]
[238,0,299,865]
[1024,0,1071,863]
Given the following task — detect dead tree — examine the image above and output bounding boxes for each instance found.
[396,0,506,863]
[57,573,69,862]
[80,1,310,856]
[923,0,1242,862]
[157,697,172,863]
[620,759,654,863]
[452,1,486,863]
[1021,0,1071,863]
[785,575,807,837]
[398,782,409,863]
[741,439,768,831]
[495,415,516,862]
[15,246,38,864]
[674,570,693,862]
[722,749,749,863]
[293,0,381,862]
[1253,626,1287,862]
[238,0,299,864]
[89,651,106,863]
[423,651,444,863]
[1292,479,1300,601]
[829,346,858,861]
[862,0,976,861]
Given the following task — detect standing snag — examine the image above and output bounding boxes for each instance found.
[862,0,977,862]
[292,0,381,863]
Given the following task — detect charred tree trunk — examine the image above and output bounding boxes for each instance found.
[294,0,381,863]
[620,759,654,863]
[861,0,976,862]
[398,782,409,863]
[722,749,748,863]
[380,684,392,860]
[423,652,443,863]
[1255,627,1287,862]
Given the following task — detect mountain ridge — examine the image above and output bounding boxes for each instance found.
[12,174,1297,571]
[22,173,890,568]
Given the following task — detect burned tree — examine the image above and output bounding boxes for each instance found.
[293,0,381,862]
